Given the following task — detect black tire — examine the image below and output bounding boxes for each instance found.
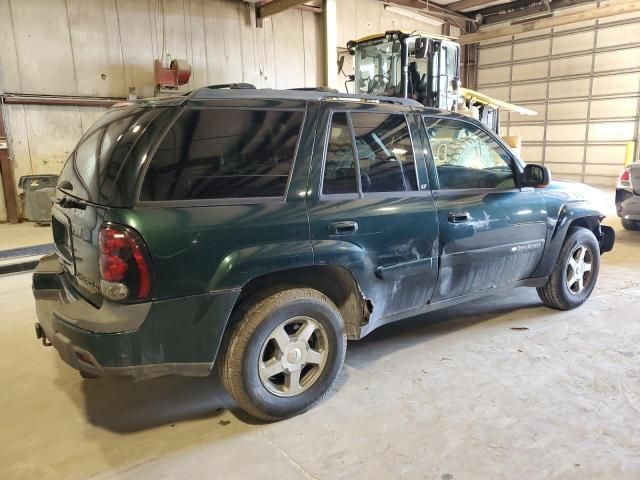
[537,227,600,310]
[621,218,640,230]
[220,288,346,422]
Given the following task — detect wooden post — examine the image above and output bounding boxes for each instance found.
[0,101,19,224]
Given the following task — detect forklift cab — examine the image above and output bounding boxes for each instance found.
[347,31,461,111]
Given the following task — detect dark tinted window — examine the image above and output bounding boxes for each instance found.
[141,108,304,201]
[425,117,516,190]
[351,112,417,193]
[58,107,157,204]
[322,112,357,195]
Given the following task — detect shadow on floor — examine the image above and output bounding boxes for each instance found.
[63,288,546,433]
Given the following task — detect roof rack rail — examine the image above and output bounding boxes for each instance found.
[289,87,339,93]
[205,83,256,90]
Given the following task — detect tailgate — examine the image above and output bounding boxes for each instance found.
[52,198,105,305]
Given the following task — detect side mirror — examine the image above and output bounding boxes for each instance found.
[521,164,551,188]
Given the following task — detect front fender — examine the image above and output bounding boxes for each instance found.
[533,181,608,277]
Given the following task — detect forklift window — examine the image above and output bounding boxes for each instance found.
[323,113,358,195]
[425,117,516,190]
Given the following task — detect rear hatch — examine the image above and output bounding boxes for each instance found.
[629,162,640,195]
[52,104,170,305]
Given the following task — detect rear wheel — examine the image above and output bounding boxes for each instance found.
[621,218,640,230]
[220,288,346,421]
[537,227,600,310]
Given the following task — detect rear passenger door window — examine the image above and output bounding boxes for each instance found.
[140,108,304,201]
[322,111,418,195]
[424,117,516,190]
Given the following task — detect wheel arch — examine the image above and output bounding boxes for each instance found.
[229,265,370,341]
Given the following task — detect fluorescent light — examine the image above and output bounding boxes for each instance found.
[384,5,443,27]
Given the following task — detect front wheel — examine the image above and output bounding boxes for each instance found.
[621,218,640,230]
[220,288,346,421]
[537,227,600,310]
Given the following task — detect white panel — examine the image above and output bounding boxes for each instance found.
[67,0,126,97]
[547,102,588,121]
[476,86,510,101]
[10,0,77,95]
[595,48,640,72]
[511,83,546,102]
[513,39,550,60]
[512,62,547,82]
[272,9,306,89]
[545,146,584,163]
[584,164,624,176]
[477,66,510,85]
[586,145,628,164]
[597,23,640,48]
[552,31,594,55]
[22,106,83,175]
[546,123,587,142]
[550,55,592,77]
[520,145,543,163]
[5,105,32,186]
[548,78,590,98]
[0,0,21,92]
[590,98,637,119]
[79,107,107,134]
[478,45,511,65]
[187,0,209,89]
[508,125,545,142]
[239,3,260,87]
[553,20,595,33]
[510,103,545,122]
[336,0,356,48]
[592,72,640,95]
[302,11,323,87]
[583,175,616,187]
[515,28,551,40]
[588,122,636,142]
[599,11,640,24]
[545,162,583,174]
[555,174,583,182]
[117,0,155,98]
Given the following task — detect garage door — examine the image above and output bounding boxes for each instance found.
[476,12,640,186]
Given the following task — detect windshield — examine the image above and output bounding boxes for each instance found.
[354,38,402,96]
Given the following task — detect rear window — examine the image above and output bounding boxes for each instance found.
[140,108,305,201]
[58,107,159,204]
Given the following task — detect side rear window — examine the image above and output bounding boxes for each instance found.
[322,111,418,195]
[140,108,304,201]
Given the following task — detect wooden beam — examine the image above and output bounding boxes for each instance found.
[446,0,498,12]
[257,0,309,18]
[459,1,640,44]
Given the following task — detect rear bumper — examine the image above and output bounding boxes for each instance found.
[615,188,640,219]
[33,254,240,379]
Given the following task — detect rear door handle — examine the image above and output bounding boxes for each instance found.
[329,220,358,235]
[448,211,470,223]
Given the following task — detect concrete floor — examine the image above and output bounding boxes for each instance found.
[2,216,640,480]
[0,221,53,251]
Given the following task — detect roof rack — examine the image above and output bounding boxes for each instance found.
[205,83,256,90]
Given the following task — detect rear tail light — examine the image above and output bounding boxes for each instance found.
[618,168,631,188]
[98,223,153,302]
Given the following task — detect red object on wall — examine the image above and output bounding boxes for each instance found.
[154,59,191,90]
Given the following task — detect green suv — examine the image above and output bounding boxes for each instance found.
[33,87,614,421]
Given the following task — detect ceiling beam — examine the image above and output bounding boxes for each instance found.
[480,0,595,25]
[384,0,472,23]
[446,0,500,12]
[459,0,640,44]
[257,0,309,18]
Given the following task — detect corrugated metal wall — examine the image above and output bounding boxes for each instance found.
[476,8,640,186]
[0,0,324,221]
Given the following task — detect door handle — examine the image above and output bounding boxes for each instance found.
[328,220,358,235]
[447,211,470,223]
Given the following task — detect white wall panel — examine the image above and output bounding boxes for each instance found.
[546,102,588,121]
[550,55,592,77]
[513,39,550,60]
[478,45,511,65]
[546,124,587,142]
[508,125,545,142]
[510,103,545,122]
[588,122,636,142]
[552,31,594,55]
[511,83,546,102]
[477,66,510,85]
[548,78,590,98]
[592,72,640,96]
[545,162,583,174]
[590,98,638,119]
[586,145,628,164]
[520,145,543,163]
[545,146,585,163]
[597,23,640,47]
[594,48,640,72]
[512,62,547,82]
